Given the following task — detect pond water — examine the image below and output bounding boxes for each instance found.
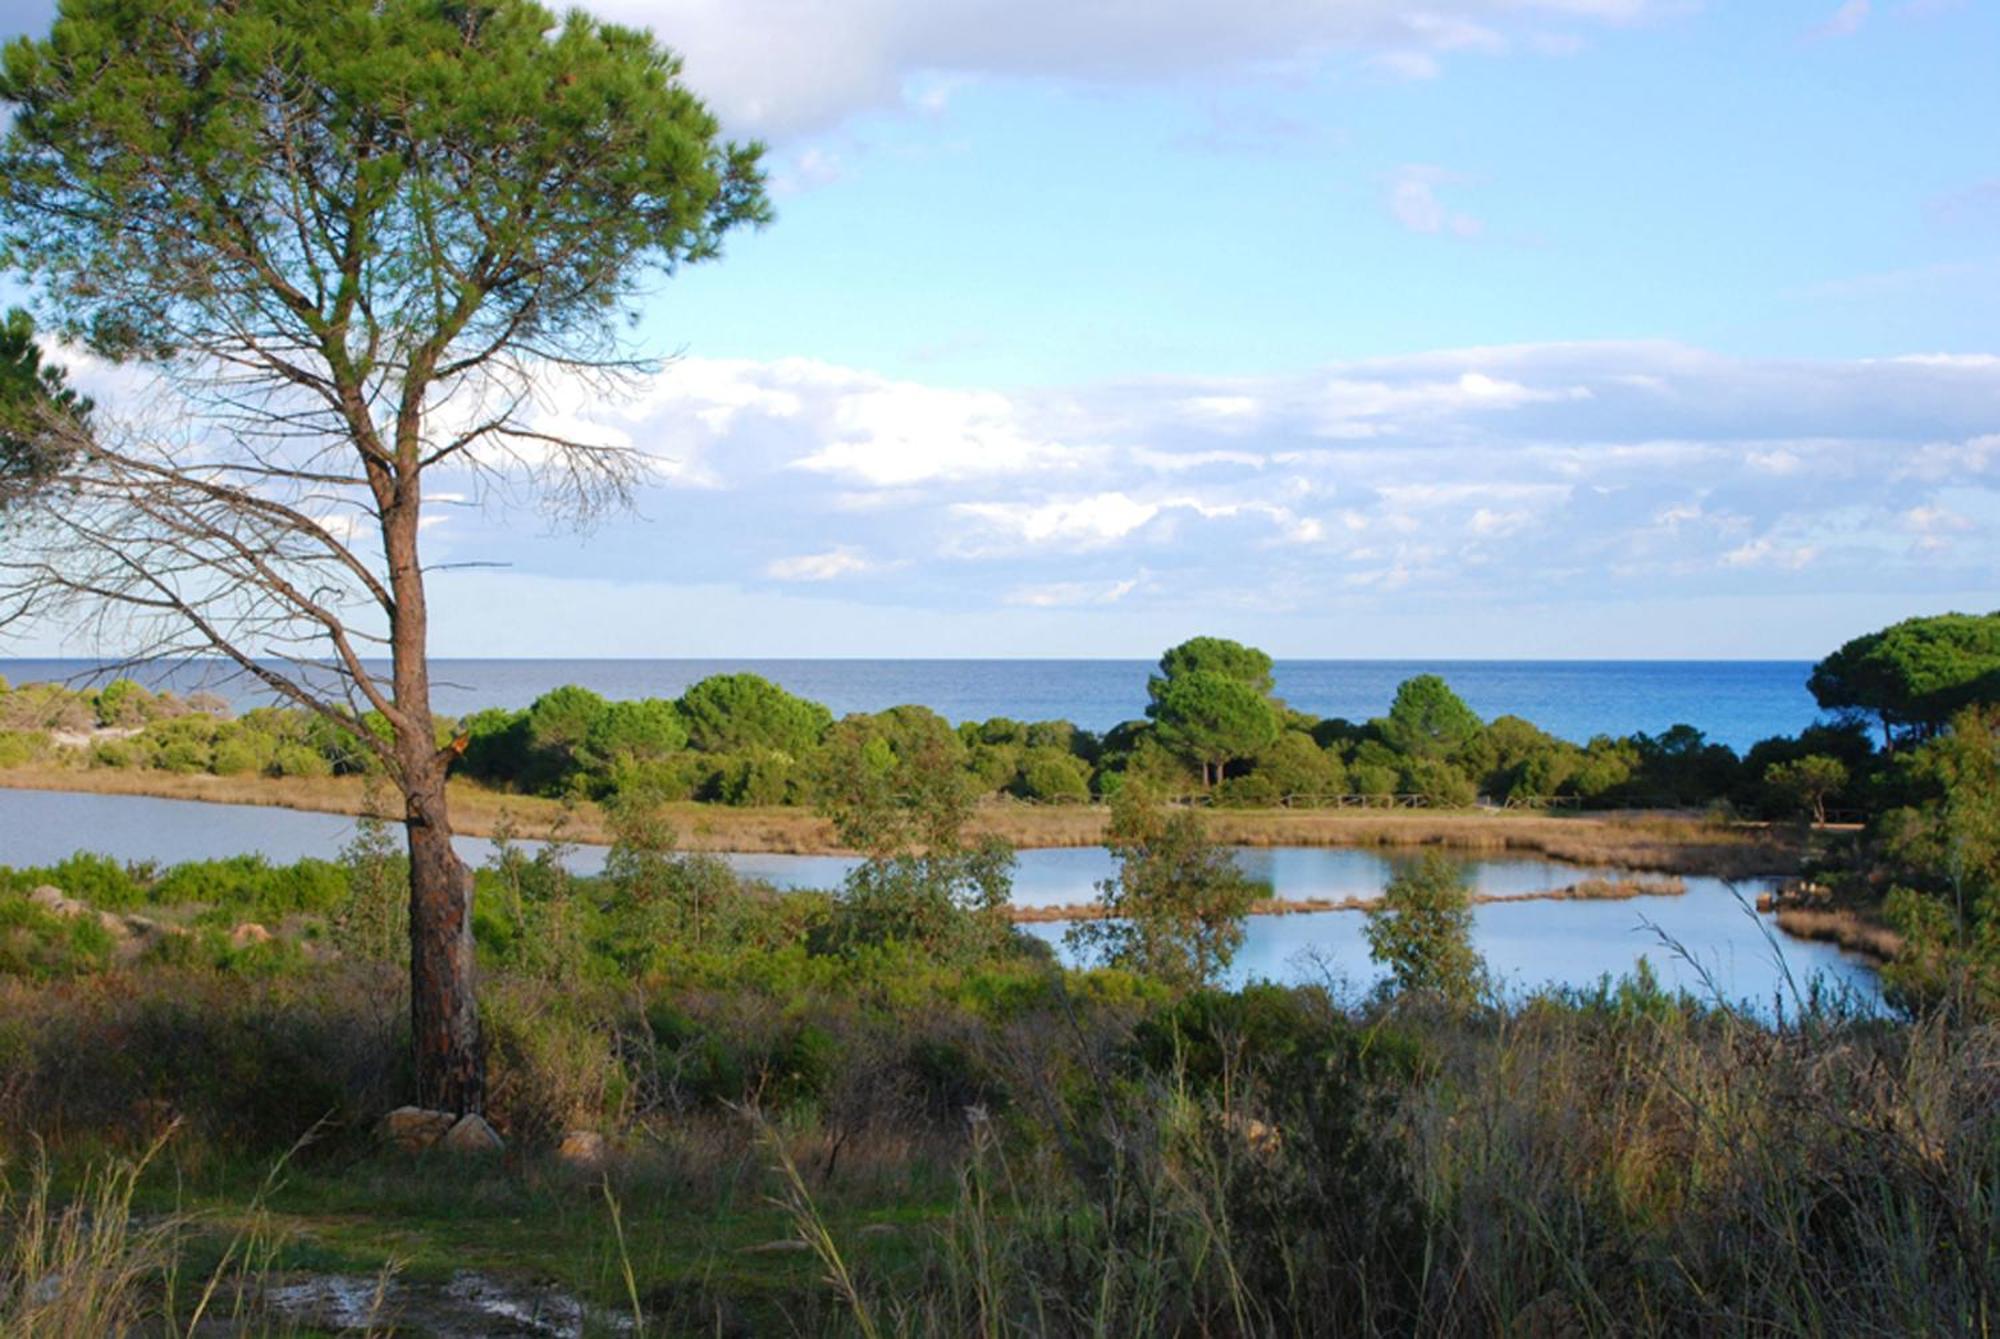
[0,788,1880,1008]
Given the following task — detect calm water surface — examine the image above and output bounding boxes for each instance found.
[0,789,1877,1007]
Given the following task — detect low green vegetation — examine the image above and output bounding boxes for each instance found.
[3,613,1999,1333]
[1363,852,1486,1008]
[1065,783,1261,988]
[0,790,1990,1334]
[12,613,2000,821]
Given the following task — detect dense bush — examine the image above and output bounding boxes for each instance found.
[3,624,1988,822]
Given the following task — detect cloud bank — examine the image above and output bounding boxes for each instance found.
[596,0,1687,136]
[380,340,1997,656]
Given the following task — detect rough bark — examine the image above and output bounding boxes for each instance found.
[383,425,482,1113]
[405,758,483,1114]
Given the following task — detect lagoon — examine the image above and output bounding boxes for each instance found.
[0,788,1878,1007]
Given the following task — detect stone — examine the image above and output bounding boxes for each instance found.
[28,885,86,918]
[378,1106,456,1154]
[440,1113,505,1155]
[96,910,131,938]
[230,922,274,948]
[556,1129,608,1171]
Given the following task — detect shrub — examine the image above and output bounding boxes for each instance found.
[1214,772,1281,808]
[1348,764,1397,797]
[1066,786,1258,989]
[0,729,50,768]
[678,673,831,757]
[92,677,152,727]
[703,749,800,806]
[819,842,1016,966]
[89,738,136,768]
[0,895,117,979]
[149,855,349,921]
[1398,756,1478,807]
[1013,746,1091,802]
[1251,730,1347,800]
[208,735,265,776]
[1365,853,1485,1006]
[268,742,332,778]
[0,853,148,909]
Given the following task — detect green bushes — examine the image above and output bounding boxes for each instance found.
[151,855,349,922]
[0,853,147,908]
[0,728,50,767]
[1066,786,1258,988]
[0,968,404,1149]
[1012,746,1091,802]
[0,896,116,979]
[0,630,1964,820]
[1364,852,1486,1006]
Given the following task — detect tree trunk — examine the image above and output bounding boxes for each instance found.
[405,754,484,1113]
[382,445,485,1114]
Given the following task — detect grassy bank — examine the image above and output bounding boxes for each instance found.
[0,764,1800,875]
[0,786,1969,1336]
[1,963,1980,1337]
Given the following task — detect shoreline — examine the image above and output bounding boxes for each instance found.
[0,766,1803,878]
[1011,875,1692,923]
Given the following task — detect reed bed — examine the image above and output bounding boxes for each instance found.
[1773,907,1907,962]
[1010,875,1690,923]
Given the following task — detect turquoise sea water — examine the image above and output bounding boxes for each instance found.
[0,657,1821,752]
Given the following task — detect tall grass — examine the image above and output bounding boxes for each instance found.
[746,986,1998,1337]
[0,1132,349,1337]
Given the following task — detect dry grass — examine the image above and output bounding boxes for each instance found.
[1774,908,1906,963]
[1010,875,1690,923]
[0,765,1800,875]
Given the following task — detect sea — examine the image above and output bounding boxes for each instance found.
[0,658,1824,752]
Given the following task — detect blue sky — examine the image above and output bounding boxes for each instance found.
[6,0,1999,659]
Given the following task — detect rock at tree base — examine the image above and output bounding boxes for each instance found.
[442,1113,505,1154]
[379,1108,506,1155]
[378,1106,456,1153]
[557,1129,607,1171]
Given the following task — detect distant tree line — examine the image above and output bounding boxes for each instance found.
[3,614,1998,823]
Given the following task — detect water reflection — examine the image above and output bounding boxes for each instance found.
[0,788,1879,1007]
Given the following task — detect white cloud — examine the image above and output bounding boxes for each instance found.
[1005,575,1144,607]
[1807,0,1871,39]
[770,146,847,196]
[1723,538,1819,570]
[765,546,889,581]
[1387,165,1484,237]
[792,378,1091,486]
[1467,507,1536,538]
[595,0,1693,137]
[1369,50,1442,80]
[954,492,1160,549]
[331,340,2000,645]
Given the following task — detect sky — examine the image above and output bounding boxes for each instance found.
[4,0,1998,660]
